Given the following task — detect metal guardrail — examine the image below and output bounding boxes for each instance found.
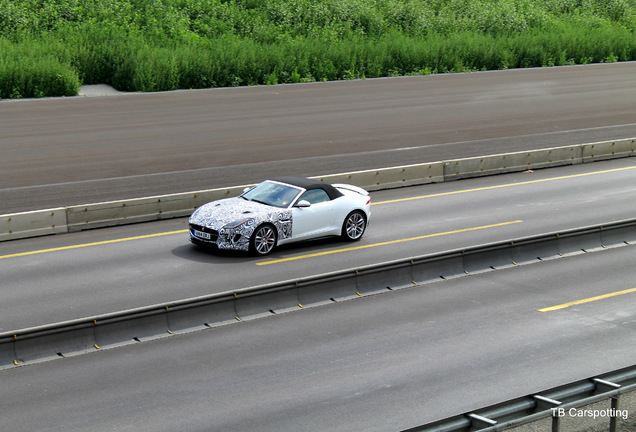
[1,218,635,369]
[403,365,636,432]
[1,137,634,241]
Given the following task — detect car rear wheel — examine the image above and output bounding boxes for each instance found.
[251,224,277,255]
[342,211,366,241]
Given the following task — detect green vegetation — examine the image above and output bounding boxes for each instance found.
[1,0,636,98]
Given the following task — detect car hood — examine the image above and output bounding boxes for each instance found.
[189,197,274,230]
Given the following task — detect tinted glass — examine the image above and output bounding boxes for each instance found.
[242,181,302,208]
[298,189,330,204]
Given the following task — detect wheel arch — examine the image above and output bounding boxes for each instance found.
[250,222,279,255]
[340,209,368,241]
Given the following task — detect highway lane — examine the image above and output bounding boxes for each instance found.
[1,62,636,213]
[1,158,635,332]
[1,242,634,431]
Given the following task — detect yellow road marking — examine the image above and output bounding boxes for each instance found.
[539,287,636,312]
[0,230,188,260]
[257,220,523,265]
[373,165,636,205]
[5,164,634,262]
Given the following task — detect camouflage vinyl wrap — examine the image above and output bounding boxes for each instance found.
[189,197,292,251]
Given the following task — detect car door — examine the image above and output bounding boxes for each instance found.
[291,189,338,240]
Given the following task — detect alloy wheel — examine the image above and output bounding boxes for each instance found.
[254,225,276,255]
[345,212,365,240]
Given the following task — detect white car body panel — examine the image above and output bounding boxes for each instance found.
[189,177,370,254]
[287,201,339,242]
[284,187,370,244]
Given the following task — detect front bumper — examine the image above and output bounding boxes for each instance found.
[189,224,250,251]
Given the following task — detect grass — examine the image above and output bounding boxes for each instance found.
[1,0,635,98]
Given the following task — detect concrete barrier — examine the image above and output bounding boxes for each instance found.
[463,245,515,274]
[511,237,560,264]
[234,284,302,319]
[166,300,237,332]
[317,162,445,191]
[583,138,636,162]
[444,146,582,181]
[557,229,603,255]
[13,325,95,363]
[356,263,415,294]
[410,255,460,284]
[101,314,173,344]
[601,222,636,246]
[297,274,359,306]
[436,253,467,280]
[0,208,67,241]
[0,342,15,367]
[1,138,634,241]
[66,186,248,232]
[1,218,635,369]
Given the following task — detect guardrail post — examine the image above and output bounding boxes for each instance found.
[551,412,561,432]
[592,377,622,432]
[533,395,563,432]
[610,395,619,432]
[467,413,497,429]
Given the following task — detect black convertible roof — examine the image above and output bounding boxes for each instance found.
[270,176,343,200]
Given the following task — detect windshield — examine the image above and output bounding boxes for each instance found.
[241,181,302,208]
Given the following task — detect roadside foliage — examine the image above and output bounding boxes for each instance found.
[1,0,635,98]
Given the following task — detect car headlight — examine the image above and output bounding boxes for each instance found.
[223,218,250,229]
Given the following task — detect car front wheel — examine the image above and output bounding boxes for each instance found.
[251,224,277,255]
[342,211,366,241]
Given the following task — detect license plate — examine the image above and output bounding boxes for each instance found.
[193,230,211,240]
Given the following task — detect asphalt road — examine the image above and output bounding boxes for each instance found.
[1,241,634,432]
[3,63,636,431]
[2,62,636,213]
[1,158,635,332]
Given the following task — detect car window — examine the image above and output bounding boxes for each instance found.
[242,181,302,208]
[298,188,330,205]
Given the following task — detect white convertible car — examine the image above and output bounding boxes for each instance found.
[189,177,371,255]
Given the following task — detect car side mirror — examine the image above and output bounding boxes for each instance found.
[296,200,311,208]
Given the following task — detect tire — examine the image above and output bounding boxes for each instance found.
[250,224,277,256]
[341,211,366,241]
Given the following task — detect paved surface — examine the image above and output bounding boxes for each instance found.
[505,388,636,432]
[1,62,636,213]
[2,65,636,431]
[1,243,634,431]
[78,84,121,97]
[1,158,635,332]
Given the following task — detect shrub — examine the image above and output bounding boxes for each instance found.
[1,0,636,98]
[0,38,80,98]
